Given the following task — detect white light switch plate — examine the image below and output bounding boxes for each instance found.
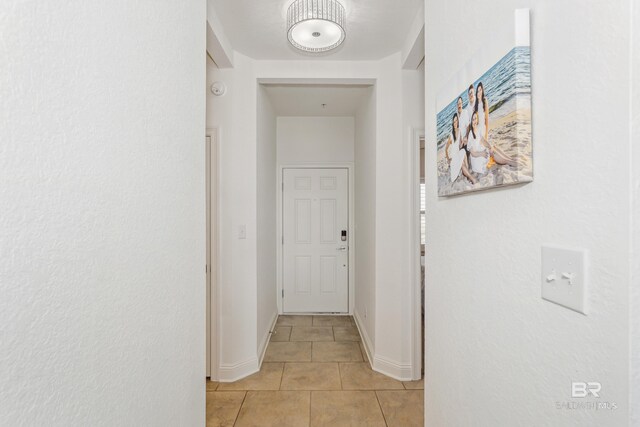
[541,246,588,314]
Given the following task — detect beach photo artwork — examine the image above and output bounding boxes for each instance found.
[436,9,532,196]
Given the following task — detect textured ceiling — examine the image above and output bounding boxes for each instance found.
[210,0,422,60]
[263,85,372,116]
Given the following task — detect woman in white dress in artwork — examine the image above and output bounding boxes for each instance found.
[466,111,518,174]
[475,82,489,141]
[445,113,476,184]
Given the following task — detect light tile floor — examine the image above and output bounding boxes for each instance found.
[206,315,424,427]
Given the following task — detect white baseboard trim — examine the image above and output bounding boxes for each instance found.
[353,311,374,369]
[219,313,278,383]
[353,311,413,381]
[218,358,259,382]
[372,355,413,382]
[258,312,279,367]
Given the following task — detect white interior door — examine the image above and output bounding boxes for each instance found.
[283,168,349,313]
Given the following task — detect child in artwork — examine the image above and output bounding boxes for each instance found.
[456,96,470,139]
[445,112,476,184]
[474,82,489,141]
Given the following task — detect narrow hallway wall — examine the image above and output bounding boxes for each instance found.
[424,1,632,425]
[256,85,278,358]
[354,87,377,351]
[1,1,206,424]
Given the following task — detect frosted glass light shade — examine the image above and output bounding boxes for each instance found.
[287,0,346,53]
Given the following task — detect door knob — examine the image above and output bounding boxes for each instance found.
[336,246,348,251]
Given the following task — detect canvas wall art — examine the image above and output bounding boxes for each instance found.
[436,9,532,196]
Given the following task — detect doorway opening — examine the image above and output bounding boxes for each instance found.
[206,127,219,380]
[259,81,375,318]
[419,136,425,376]
[411,129,426,380]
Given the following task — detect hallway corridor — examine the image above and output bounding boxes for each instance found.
[206,315,423,426]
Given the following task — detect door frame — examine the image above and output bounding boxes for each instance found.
[409,127,425,380]
[277,164,355,315]
[206,127,220,381]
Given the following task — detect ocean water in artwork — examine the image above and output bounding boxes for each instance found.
[436,46,532,196]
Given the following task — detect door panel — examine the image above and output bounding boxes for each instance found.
[320,199,337,243]
[283,168,348,313]
[295,199,311,243]
[295,256,312,294]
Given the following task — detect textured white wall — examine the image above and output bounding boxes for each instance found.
[0,1,206,424]
[424,1,632,425]
[632,0,640,423]
[257,85,278,358]
[354,87,377,349]
[364,57,425,380]
[277,117,355,165]
[402,67,426,137]
[207,53,260,380]
[370,53,415,379]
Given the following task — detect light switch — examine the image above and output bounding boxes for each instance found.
[238,225,246,240]
[541,246,588,314]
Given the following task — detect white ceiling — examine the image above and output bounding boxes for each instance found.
[210,0,422,60]
[263,84,372,116]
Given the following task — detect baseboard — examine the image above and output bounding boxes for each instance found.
[219,313,277,383]
[353,311,413,381]
[353,311,374,369]
[372,355,413,381]
[258,312,279,367]
[218,358,259,382]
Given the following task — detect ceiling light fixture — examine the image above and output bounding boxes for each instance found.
[287,0,346,53]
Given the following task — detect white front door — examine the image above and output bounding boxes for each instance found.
[283,168,349,313]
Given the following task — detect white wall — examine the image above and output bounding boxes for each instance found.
[1,1,205,425]
[366,58,425,380]
[402,67,426,137]
[632,0,640,422]
[256,85,278,359]
[207,53,260,381]
[354,87,377,351]
[424,2,632,425]
[277,117,355,165]
[370,53,420,379]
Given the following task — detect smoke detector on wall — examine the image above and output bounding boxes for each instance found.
[210,81,226,96]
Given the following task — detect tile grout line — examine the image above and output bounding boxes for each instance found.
[208,316,421,426]
[308,389,312,427]
[374,390,390,427]
[279,362,285,390]
[232,391,248,427]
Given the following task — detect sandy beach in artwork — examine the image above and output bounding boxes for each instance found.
[437,107,532,196]
[436,44,532,196]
